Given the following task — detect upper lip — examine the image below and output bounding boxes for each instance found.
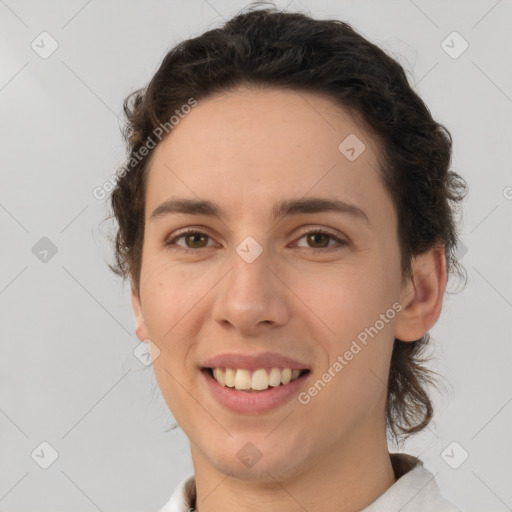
[202,351,310,371]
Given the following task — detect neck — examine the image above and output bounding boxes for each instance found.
[189,426,396,512]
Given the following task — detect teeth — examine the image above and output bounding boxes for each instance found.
[269,367,282,387]
[212,368,225,386]
[252,369,269,390]
[224,368,236,387]
[210,367,305,391]
[281,368,292,385]
[234,369,251,390]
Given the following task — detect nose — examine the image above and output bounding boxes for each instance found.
[211,247,291,335]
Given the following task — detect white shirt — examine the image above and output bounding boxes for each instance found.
[158,453,462,512]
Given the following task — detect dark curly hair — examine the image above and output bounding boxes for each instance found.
[108,3,467,443]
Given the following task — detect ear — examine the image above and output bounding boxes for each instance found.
[394,244,448,342]
[131,286,150,342]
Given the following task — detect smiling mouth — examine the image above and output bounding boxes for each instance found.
[203,367,310,392]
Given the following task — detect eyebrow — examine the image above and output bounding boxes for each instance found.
[150,197,370,225]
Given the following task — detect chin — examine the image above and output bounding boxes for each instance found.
[207,442,309,483]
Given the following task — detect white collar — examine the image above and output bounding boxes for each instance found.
[158,453,462,512]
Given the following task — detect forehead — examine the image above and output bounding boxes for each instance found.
[144,86,390,224]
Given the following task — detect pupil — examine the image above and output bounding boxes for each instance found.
[185,233,329,249]
[308,233,328,248]
[187,233,206,248]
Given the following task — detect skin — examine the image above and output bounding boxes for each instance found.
[131,86,447,512]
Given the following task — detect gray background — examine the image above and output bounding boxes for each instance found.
[1,0,511,511]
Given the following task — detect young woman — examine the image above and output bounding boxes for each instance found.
[108,5,467,511]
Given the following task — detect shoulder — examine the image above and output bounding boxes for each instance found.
[362,453,464,512]
[157,474,195,512]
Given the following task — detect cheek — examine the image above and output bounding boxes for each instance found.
[295,261,396,404]
[140,258,204,336]
[295,259,394,342]
[141,263,204,420]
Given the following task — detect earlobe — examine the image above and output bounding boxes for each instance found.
[394,245,448,342]
[131,287,150,342]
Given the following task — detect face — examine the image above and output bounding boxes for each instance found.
[132,87,413,482]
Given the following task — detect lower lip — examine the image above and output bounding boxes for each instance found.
[202,369,310,414]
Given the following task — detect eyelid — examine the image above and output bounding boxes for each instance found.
[293,225,346,241]
[291,226,348,251]
[164,225,348,252]
[164,226,219,249]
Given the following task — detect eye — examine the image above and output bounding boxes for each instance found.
[164,227,348,253]
[164,229,216,252]
[293,228,348,253]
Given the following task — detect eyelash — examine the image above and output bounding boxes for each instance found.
[164,228,348,254]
